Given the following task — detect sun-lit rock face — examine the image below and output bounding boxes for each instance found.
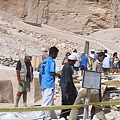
[0,0,120,35]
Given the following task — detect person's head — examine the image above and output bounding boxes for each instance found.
[66,52,71,56]
[98,52,106,62]
[49,46,59,59]
[104,49,107,53]
[113,52,117,57]
[81,51,85,56]
[24,54,32,62]
[91,49,95,54]
[68,54,77,65]
[89,54,94,60]
[41,48,48,52]
[73,49,77,53]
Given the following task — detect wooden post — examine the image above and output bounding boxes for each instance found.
[83,88,91,120]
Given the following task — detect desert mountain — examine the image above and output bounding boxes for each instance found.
[0,0,120,35]
[0,9,120,62]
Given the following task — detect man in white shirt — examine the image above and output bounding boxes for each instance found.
[102,49,111,75]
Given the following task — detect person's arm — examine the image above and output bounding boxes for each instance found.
[64,66,73,94]
[16,70,23,87]
[62,58,66,65]
[62,56,68,65]
[92,61,97,71]
[16,61,23,86]
[51,72,61,78]
[87,57,90,69]
[50,60,61,78]
[111,57,114,66]
[37,63,41,72]
[39,75,42,86]
[39,64,43,86]
[79,57,81,67]
[37,55,45,72]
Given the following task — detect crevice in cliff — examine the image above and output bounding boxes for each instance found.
[110,0,120,28]
[40,0,49,24]
[36,0,41,23]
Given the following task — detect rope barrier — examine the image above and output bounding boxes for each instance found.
[0,100,120,112]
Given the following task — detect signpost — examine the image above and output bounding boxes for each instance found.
[82,70,101,120]
[84,41,89,56]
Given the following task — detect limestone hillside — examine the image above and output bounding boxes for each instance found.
[0,0,120,35]
[0,9,120,60]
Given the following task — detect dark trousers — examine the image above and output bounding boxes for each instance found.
[60,92,77,119]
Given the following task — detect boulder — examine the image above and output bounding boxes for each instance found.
[92,7,108,20]
[3,61,10,66]
[0,67,42,104]
[6,58,13,62]
[0,80,14,103]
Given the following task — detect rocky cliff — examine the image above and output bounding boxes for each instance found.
[0,0,120,35]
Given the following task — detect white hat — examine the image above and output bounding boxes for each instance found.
[81,51,84,54]
[91,49,95,52]
[25,53,32,57]
[89,54,94,59]
[68,54,77,60]
[25,53,32,60]
[41,48,48,52]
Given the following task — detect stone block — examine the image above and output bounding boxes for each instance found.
[33,77,42,103]
[0,67,42,105]
[0,80,14,103]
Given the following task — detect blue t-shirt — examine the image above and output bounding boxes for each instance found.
[80,56,88,68]
[39,56,56,89]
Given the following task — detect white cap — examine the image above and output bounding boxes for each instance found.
[25,53,32,60]
[81,51,84,54]
[68,54,77,60]
[41,48,48,52]
[89,54,94,59]
[91,49,95,52]
[25,53,32,57]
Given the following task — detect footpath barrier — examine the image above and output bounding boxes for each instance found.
[0,100,120,112]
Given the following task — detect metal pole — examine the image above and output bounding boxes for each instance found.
[84,41,89,56]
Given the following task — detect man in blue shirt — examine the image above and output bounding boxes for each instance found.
[80,52,89,75]
[38,46,61,120]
